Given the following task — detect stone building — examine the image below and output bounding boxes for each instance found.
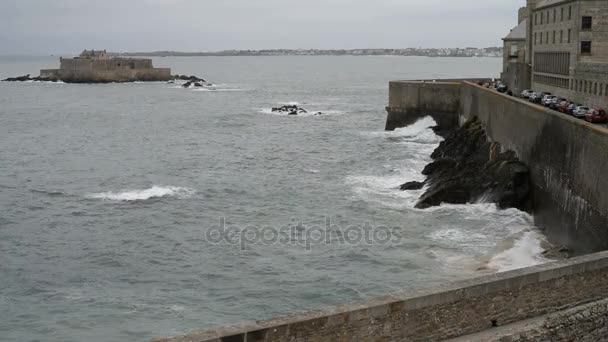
[78,49,110,60]
[501,18,531,95]
[503,0,608,108]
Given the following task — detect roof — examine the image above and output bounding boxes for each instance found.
[535,0,572,10]
[503,19,527,41]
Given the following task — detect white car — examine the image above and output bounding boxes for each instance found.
[542,95,557,106]
[573,106,590,118]
[521,89,534,98]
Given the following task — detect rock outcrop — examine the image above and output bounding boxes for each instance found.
[182,81,205,88]
[173,75,206,82]
[271,105,323,116]
[402,117,531,210]
[2,74,60,82]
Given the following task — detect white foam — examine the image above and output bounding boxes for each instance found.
[486,230,551,272]
[87,186,195,201]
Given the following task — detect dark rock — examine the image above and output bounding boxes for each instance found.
[272,105,310,115]
[414,117,531,210]
[173,74,206,82]
[3,74,59,82]
[182,81,192,88]
[542,245,572,260]
[400,181,425,191]
[421,159,457,176]
[193,82,203,87]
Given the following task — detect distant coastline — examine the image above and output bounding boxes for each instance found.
[113,47,502,58]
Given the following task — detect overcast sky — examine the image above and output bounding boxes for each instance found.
[0,0,526,54]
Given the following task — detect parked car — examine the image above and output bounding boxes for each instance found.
[573,106,591,118]
[549,98,567,110]
[496,84,508,93]
[542,95,557,106]
[567,103,582,115]
[558,101,573,113]
[521,89,534,98]
[530,92,545,104]
[585,108,607,123]
[531,92,551,104]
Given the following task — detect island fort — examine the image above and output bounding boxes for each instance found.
[40,49,171,83]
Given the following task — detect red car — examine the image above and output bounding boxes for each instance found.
[558,101,572,113]
[585,108,607,123]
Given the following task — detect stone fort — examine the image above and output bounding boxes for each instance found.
[40,49,171,83]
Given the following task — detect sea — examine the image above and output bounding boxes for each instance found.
[0,55,550,342]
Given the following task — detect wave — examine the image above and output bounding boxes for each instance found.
[485,230,551,272]
[86,186,195,201]
[363,116,442,144]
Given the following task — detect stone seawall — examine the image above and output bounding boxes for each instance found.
[385,79,491,131]
[153,251,608,342]
[459,82,608,254]
[387,80,608,254]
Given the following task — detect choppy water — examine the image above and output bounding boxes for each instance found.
[0,56,550,342]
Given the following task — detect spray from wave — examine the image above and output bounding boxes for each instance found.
[86,186,195,201]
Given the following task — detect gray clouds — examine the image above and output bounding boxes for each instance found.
[0,0,525,54]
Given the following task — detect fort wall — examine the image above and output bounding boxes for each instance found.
[39,57,171,83]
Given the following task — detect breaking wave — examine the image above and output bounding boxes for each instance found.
[86,186,195,201]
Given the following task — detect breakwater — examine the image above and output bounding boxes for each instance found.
[388,80,608,254]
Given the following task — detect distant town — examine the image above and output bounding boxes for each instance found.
[113,47,503,58]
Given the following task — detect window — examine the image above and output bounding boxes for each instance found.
[561,7,564,21]
[595,83,598,95]
[541,12,544,24]
[569,6,572,20]
[581,41,592,54]
[568,29,571,43]
[535,13,538,25]
[553,9,557,23]
[546,32,549,44]
[534,33,537,45]
[582,16,592,30]
[560,30,563,43]
[553,31,556,44]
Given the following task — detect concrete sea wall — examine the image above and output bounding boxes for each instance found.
[153,251,608,342]
[459,82,608,254]
[387,80,608,254]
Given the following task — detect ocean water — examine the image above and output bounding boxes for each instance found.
[0,56,550,342]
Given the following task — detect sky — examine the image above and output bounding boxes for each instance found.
[0,0,526,54]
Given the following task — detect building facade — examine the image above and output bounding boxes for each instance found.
[503,0,608,108]
[501,18,531,95]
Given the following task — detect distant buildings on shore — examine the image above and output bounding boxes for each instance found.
[115,47,503,58]
[501,0,608,108]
